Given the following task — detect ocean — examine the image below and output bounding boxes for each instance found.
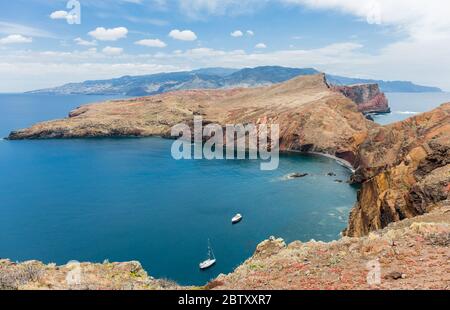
[374,92,450,124]
[0,92,447,285]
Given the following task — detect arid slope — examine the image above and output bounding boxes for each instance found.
[8,74,373,166]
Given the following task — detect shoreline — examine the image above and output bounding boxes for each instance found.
[308,152,355,172]
[286,150,355,173]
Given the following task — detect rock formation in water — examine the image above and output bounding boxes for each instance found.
[332,84,390,114]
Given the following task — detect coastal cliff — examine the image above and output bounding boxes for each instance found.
[2,75,449,290]
[6,75,448,237]
[345,103,450,237]
[8,74,374,167]
[2,204,449,290]
[332,84,390,114]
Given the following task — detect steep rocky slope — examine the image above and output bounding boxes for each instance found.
[8,74,374,166]
[332,84,390,114]
[346,103,450,237]
[214,203,450,290]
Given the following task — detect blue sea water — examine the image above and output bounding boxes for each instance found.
[374,92,450,124]
[1,91,445,285]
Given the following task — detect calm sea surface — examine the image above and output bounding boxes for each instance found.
[374,92,450,124]
[1,92,446,285]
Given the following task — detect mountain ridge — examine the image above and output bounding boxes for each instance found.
[28,66,442,96]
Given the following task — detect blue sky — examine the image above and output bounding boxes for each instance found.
[0,0,449,92]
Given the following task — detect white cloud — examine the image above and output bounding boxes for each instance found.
[50,10,68,19]
[281,0,450,39]
[2,38,450,92]
[135,39,167,48]
[102,46,124,56]
[0,34,32,45]
[255,43,267,49]
[74,37,97,46]
[3,2,450,92]
[279,0,450,90]
[246,30,254,36]
[88,27,128,41]
[169,29,197,41]
[49,10,79,23]
[231,30,243,37]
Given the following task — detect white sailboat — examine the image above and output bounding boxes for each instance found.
[199,239,216,270]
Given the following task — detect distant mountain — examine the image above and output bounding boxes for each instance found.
[326,75,442,93]
[224,67,320,86]
[28,66,442,96]
[191,67,239,76]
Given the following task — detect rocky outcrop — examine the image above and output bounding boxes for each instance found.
[7,74,374,167]
[333,84,390,114]
[2,204,449,290]
[345,103,450,237]
[214,204,450,290]
[0,260,181,290]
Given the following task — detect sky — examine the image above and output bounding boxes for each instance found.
[0,0,449,92]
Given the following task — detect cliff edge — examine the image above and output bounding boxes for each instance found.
[346,103,450,237]
[332,84,390,114]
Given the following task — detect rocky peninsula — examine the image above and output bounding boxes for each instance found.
[3,74,449,290]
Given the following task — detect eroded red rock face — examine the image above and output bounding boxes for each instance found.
[332,84,390,114]
[345,103,450,237]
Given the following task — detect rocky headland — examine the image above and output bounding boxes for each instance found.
[332,84,390,114]
[8,74,375,166]
[3,74,449,290]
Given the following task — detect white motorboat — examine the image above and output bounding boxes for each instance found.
[232,213,243,224]
[199,240,216,270]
